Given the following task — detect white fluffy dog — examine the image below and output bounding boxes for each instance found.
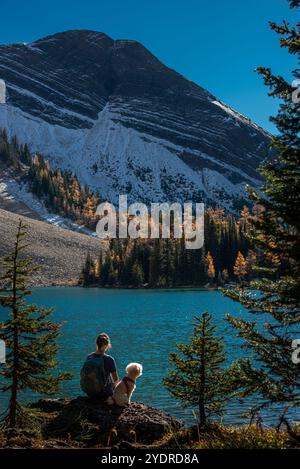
[107,362,143,407]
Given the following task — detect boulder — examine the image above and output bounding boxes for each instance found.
[30,397,182,447]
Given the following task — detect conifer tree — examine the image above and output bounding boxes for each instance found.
[224,0,300,421]
[131,261,145,287]
[81,252,96,286]
[233,251,248,283]
[149,239,161,286]
[222,268,229,283]
[164,312,231,427]
[245,250,257,280]
[20,143,31,166]
[0,220,70,427]
[206,252,215,284]
[107,262,118,286]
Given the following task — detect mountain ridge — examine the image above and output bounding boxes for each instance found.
[0,30,271,212]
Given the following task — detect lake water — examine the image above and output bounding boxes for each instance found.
[0,287,298,425]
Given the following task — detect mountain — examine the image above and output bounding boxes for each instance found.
[0,208,103,286]
[0,30,271,212]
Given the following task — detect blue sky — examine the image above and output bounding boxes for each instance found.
[0,0,297,133]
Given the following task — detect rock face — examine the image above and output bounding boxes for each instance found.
[30,397,182,447]
[0,30,271,211]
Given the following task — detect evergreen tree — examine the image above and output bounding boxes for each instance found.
[206,252,215,285]
[131,261,145,287]
[107,262,118,286]
[20,143,31,166]
[0,220,70,427]
[245,250,257,280]
[164,312,231,427]
[233,251,248,283]
[224,0,300,421]
[222,268,229,284]
[0,129,10,164]
[159,239,174,287]
[149,239,161,286]
[81,252,96,286]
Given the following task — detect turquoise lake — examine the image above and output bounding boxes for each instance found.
[0,287,297,425]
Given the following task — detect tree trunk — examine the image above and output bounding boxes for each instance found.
[199,320,206,427]
[8,225,21,427]
[9,355,18,428]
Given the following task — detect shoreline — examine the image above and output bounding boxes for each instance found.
[29,282,222,291]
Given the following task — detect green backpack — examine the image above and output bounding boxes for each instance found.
[80,354,107,396]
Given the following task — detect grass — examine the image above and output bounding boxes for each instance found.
[189,424,292,449]
[154,423,300,450]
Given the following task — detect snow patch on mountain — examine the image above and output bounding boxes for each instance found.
[0,101,259,213]
[0,175,95,236]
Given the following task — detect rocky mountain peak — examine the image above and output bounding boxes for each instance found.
[0,30,271,211]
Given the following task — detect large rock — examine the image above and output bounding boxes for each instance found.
[30,397,182,447]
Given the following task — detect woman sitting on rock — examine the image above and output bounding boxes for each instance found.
[80,332,119,400]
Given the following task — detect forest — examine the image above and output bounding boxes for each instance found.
[0,128,100,229]
[80,207,263,288]
[0,128,258,288]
